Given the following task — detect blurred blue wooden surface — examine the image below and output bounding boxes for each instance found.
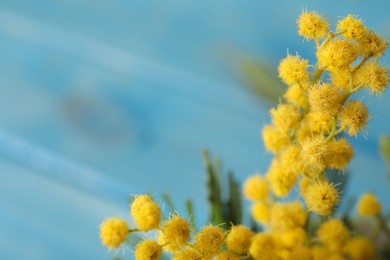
[0,1,390,259]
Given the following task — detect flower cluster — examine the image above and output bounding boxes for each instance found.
[100,11,389,260]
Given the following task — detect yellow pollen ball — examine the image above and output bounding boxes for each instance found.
[249,233,276,260]
[290,246,312,260]
[311,246,330,260]
[278,54,310,85]
[297,11,330,40]
[215,252,240,260]
[354,60,390,96]
[266,159,300,197]
[161,215,191,249]
[305,181,340,216]
[308,83,343,116]
[278,227,307,249]
[358,30,389,58]
[193,226,225,254]
[300,135,329,173]
[331,68,352,92]
[130,195,161,231]
[270,104,302,132]
[357,192,382,216]
[99,217,129,249]
[172,249,202,260]
[262,124,291,154]
[337,15,367,40]
[284,84,307,108]
[317,219,350,251]
[252,201,271,224]
[339,100,369,136]
[327,138,354,170]
[135,240,162,260]
[270,202,307,232]
[343,237,376,260]
[243,174,270,201]
[226,225,254,254]
[305,112,334,134]
[317,39,358,72]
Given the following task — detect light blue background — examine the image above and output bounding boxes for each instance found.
[0,1,389,259]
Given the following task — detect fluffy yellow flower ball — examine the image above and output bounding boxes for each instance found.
[278,227,307,249]
[327,138,354,170]
[297,11,330,40]
[215,252,240,260]
[300,135,329,173]
[357,192,382,216]
[317,219,350,251]
[249,233,276,260]
[172,249,202,260]
[284,84,307,109]
[339,100,369,136]
[337,15,367,40]
[243,174,270,201]
[130,195,161,231]
[270,202,307,232]
[135,240,162,260]
[358,30,388,58]
[160,215,191,251]
[266,159,300,197]
[262,124,291,154]
[305,181,340,216]
[270,104,302,132]
[308,83,343,116]
[278,54,310,85]
[99,217,129,249]
[252,201,271,224]
[226,225,254,254]
[193,226,225,255]
[317,39,358,72]
[354,60,390,95]
[343,237,376,260]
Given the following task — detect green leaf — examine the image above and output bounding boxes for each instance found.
[225,171,242,225]
[202,149,223,225]
[380,135,390,181]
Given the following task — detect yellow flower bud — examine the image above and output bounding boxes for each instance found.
[193,226,225,255]
[270,202,307,232]
[226,225,254,254]
[243,174,269,201]
[300,135,329,173]
[337,15,367,40]
[317,219,350,251]
[308,83,343,116]
[262,124,291,154]
[99,217,129,249]
[317,39,358,72]
[297,11,330,40]
[278,54,310,85]
[305,181,340,216]
[357,192,382,216]
[270,104,302,132]
[339,100,369,136]
[358,30,388,58]
[135,240,162,260]
[354,61,389,95]
[343,237,376,260]
[160,215,191,251]
[266,159,300,197]
[249,233,276,260]
[327,138,354,170]
[252,201,271,224]
[172,249,202,260]
[130,195,161,231]
[284,84,307,108]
